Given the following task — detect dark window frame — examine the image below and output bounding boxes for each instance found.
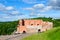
[37,24,39,25]
[31,24,33,26]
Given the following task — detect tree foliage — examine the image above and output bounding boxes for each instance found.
[0,21,19,35]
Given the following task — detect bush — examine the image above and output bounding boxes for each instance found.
[0,21,18,35]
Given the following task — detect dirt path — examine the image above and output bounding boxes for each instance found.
[0,33,33,40]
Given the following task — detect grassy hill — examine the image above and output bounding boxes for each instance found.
[22,27,60,40]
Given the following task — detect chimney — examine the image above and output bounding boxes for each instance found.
[22,19,25,26]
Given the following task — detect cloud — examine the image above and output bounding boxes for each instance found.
[0,3,5,11]
[22,7,34,10]
[22,0,37,4]
[0,3,14,11]
[50,0,57,3]
[48,0,60,10]
[0,3,22,16]
[11,11,19,14]
[5,6,14,10]
[22,3,53,17]
[39,6,52,12]
[33,4,52,12]
[33,4,45,8]
[53,0,57,2]
[22,0,46,4]
[37,13,47,17]
[22,0,60,11]
[3,16,11,18]
[0,3,26,21]
[44,6,52,10]
[29,12,36,16]
[23,4,52,12]
[17,15,27,19]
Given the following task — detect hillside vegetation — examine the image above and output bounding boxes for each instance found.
[22,27,60,40]
[0,21,18,35]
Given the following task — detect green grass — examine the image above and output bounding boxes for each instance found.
[22,27,60,40]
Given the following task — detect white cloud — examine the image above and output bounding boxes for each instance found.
[45,6,52,10]
[40,6,52,12]
[0,3,5,11]
[17,15,27,19]
[22,7,34,10]
[3,16,11,18]
[33,4,52,12]
[48,0,60,10]
[33,4,45,8]
[0,3,20,16]
[22,4,45,12]
[0,3,14,11]
[37,14,46,17]
[22,4,52,14]
[0,3,5,8]
[51,0,57,3]
[30,12,36,16]
[12,11,19,14]
[5,6,14,10]
[22,0,37,4]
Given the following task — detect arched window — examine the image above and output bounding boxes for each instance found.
[38,29,41,32]
[37,24,39,26]
[31,24,33,26]
[23,31,26,34]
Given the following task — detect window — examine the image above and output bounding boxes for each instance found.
[37,24,39,25]
[31,24,33,25]
[38,29,41,32]
[23,31,26,33]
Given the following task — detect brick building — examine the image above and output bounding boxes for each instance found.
[17,19,53,33]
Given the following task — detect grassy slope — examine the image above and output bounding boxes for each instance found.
[22,27,60,40]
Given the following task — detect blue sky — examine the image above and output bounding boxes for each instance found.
[0,0,60,21]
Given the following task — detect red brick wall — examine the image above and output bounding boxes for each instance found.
[17,19,53,33]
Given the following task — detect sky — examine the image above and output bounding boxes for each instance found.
[0,0,60,22]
